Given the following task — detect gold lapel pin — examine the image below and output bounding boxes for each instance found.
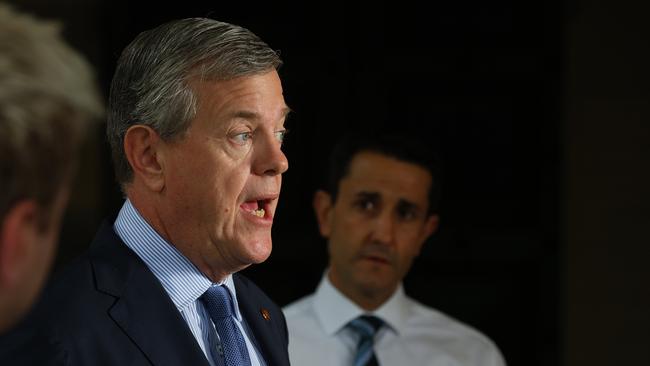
[260,308,271,321]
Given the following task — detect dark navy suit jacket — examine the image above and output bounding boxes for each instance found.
[1,220,290,366]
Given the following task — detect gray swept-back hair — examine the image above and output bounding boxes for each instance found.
[107,18,282,186]
[0,4,103,222]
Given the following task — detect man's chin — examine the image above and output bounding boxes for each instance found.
[241,237,273,264]
[354,268,398,290]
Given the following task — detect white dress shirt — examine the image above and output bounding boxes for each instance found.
[283,272,506,366]
[114,199,265,366]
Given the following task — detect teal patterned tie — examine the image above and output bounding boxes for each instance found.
[347,315,384,366]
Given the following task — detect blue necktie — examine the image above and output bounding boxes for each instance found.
[348,315,384,366]
[201,285,252,366]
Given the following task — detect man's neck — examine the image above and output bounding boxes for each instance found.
[328,273,395,311]
[126,194,235,284]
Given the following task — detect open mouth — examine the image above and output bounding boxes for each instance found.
[241,199,270,218]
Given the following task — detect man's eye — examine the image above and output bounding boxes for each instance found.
[274,129,288,144]
[356,200,375,211]
[397,207,419,221]
[399,211,416,220]
[231,132,253,145]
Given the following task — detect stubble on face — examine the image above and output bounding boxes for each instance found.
[325,152,434,310]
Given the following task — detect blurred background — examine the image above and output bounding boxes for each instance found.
[5,0,649,365]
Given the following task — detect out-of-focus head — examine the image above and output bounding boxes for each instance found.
[109,18,288,282]
[325,133,442,216]
[313,133,441,310]
[0,4,102,332]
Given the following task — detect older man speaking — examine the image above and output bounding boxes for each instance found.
[6,17,291,366]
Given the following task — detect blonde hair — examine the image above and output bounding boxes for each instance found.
[0,4,103,221]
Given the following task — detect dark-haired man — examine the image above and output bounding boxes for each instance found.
[284,133,505,366]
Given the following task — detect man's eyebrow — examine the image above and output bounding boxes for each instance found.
[230,110,259,120]
[228,106,292,121]
[355,191,380,200]
[397,199,422,212]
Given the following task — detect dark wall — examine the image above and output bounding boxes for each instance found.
[5,1,583,365]
[564,1,650,365]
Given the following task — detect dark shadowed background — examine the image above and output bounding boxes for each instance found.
[6,0,649,365]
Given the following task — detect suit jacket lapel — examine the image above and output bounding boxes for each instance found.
[90,222,210,366]
[235,275,290,366]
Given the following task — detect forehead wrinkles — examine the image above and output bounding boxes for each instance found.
[192,76,287,125]
[192,80,253,115]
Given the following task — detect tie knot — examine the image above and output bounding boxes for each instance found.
[201,285,235,320]
[348,315,384,338]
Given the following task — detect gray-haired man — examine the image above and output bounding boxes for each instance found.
[5,17,291,366]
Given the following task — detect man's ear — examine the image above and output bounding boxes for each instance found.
[423,214,439,239]
[313,190,334,238]
[415,214,439,254]
[0,200,39,287]
[123,125,165,192]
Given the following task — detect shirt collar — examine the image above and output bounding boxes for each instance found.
[313,270,409,336]
[113,199,242,320]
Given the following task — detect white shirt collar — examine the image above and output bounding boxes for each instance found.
[313,270,410,336]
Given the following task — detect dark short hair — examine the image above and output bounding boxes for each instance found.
[326,132,442,215]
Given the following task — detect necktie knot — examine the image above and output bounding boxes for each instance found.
[347,315,383,366]
[348,315,384,339]
[201,285,235,320]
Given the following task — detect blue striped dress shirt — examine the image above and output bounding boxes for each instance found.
[114,199,265,366]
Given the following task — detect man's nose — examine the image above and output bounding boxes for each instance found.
[253,131,289,176]
[370,211,395,246]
